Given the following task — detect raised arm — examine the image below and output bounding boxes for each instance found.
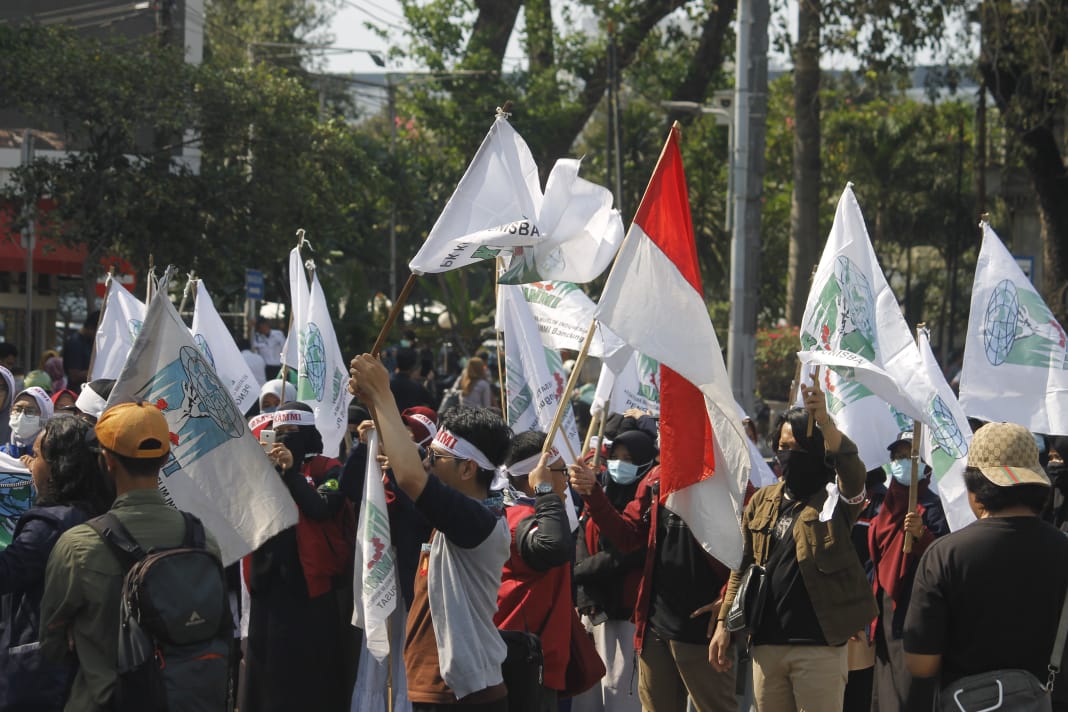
[349,354,428,501]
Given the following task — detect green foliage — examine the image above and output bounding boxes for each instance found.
[755,324,800,401]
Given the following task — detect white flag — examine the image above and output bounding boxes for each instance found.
[509,281,626,362]
[108,287,298,565]
[294,264,353,458]
[408,117,624,284]
[498,284,582,530]
[590,351,661,418]
[191,281,258,414]
[90,280,147,380]
[282,247,310,370]
[917,329,975,531]
[959,223,1068,435]
[351,432,397,661]
[799,185,934,469]
[499,285,582,457]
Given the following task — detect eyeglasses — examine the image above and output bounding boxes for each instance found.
[425,449,466,468]
[548,466,569,473]
[11,405,40,415]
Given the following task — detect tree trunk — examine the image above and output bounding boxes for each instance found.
[1020,126,1068,300]
[785,0,821,325]
[524,0,554,75]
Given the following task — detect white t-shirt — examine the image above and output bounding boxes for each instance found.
[253,329,286,368]
[242,349,267,386]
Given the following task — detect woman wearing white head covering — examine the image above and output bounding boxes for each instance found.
[258,379,295,414]
[1,387,53,458]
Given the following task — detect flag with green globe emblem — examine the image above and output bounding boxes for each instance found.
[292,261,353,458]
[960,223,1068,436]
[916,328,975,531]
[799,185,947,470]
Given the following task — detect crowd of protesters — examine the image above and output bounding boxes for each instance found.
[0,313,1066,712]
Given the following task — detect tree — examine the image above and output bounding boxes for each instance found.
[977,1,1068,310]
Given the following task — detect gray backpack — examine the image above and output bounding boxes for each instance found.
[89,512,231,712]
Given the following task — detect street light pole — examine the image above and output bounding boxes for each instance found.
[727,0,769,416]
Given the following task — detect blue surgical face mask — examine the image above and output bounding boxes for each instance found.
[888,459,911,486]
[607,459,640,485]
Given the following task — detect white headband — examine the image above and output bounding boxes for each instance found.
[432,428,496,471]
[75,383,109,418]
[507,447,561,478]
[272,409,316,428]
[248,412,274,433]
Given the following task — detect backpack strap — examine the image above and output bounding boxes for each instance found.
[86,513,147,571]
[180,511,207,550]
[1047,532,1068,692]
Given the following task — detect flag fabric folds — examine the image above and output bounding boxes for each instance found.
[282,246,309,371]
[591,351,661,418]
[351,431,398,662]
[90,280,147,380]
[917,329,975,531]
[798,185,934,469]
[516,281,626,362]
[190,281,259,414]
[593,126,749,570]
[292,261,354,458]
[408,116,623,284]
[107,286,298,565]
[959,223,1068,436]
[0,453,31,550]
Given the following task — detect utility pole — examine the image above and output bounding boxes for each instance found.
[21,130,35,372]
[387,75,398,303]
[727,0,770,416]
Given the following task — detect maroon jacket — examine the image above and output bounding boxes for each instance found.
[582,467,729,652]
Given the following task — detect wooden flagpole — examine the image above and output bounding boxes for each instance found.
[904,323,926,554]
[494,258,508,422]
[591,412,608,469]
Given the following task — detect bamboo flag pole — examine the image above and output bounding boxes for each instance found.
[904,323,927,554]
[177,272,197,317]
[539,122,684,458]
[803,265,820,437]
[591,413,608,469]
[371,273,418,357]
[581,410,601,456]
[494,258,508,422]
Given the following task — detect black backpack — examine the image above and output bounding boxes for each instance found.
[88,511,231,712]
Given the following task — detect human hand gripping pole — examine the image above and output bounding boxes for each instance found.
[348,353,429,500]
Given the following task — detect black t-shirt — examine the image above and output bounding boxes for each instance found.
[905,516,1068,707]
[752,497,827,646]
[649,507,729,644]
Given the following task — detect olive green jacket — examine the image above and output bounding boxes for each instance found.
[39,489,221,712]
[719,434,878,646]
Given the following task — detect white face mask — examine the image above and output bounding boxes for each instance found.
[9,412,41,446]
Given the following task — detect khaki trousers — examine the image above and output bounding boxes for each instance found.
[752,644,849,712]
[638,629,736,712]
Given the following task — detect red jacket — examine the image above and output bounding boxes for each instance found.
[295,455,355,598]
[494,502,574,691]
[583,467,729,653]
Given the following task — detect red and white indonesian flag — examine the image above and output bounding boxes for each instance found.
[408,116,624,284]
[960,223,1068,435]
[593,127,749,569]
[91,279,147,380]
[108,284,298,565]
[293,263,353,458]
[191,281,258,414]
[352,431,398,662]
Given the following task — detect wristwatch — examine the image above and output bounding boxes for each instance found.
[534,482,555,496]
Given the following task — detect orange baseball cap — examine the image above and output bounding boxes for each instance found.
[95,401,172,458]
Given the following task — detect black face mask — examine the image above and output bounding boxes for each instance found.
[278,430,313,468]
[777,449,831,500]
[1048,461,1068,496]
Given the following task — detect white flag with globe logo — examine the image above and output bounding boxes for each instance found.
[959,223,1068,436]
[917,328,975,531]
[108,282,298,565]
[91,279,147,380]
[516,281,627,363]
[799,185,943,469]
[190,281,258,414]
[294,263,353,458]
[590,349,661,418]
